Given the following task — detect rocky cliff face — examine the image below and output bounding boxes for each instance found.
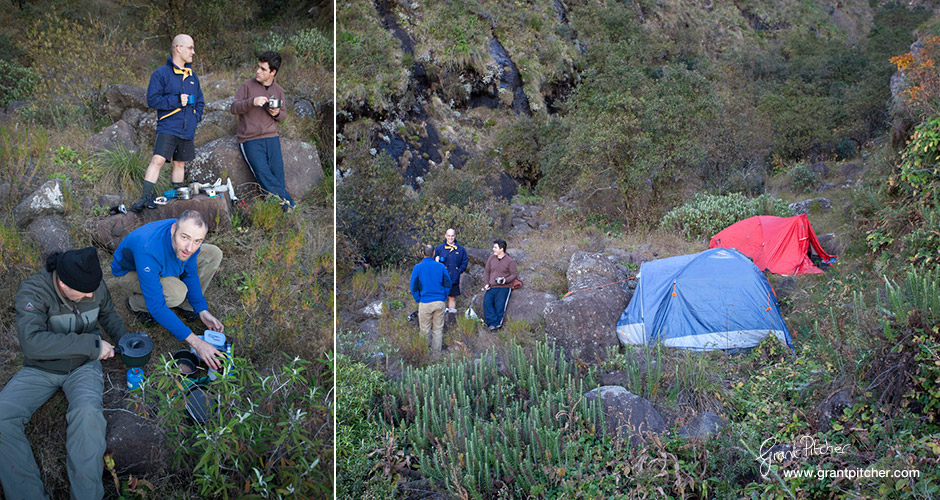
[338,0,880,194]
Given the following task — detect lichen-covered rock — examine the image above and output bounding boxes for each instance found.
[85,120,138,154]
[187,136,323,202]
[26,216,74,257]
[102,84,148,122]
[14,179,67,228]
[584,386,666,445]
[678,412,726,440]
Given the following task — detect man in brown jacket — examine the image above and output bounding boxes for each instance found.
[483,239,517,330]
[230,51,294,211]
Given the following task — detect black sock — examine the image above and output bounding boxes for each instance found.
[172,181,186,189]
[141,181,155,198]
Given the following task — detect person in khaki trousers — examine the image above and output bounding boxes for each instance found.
[110,210,225,370]
[410,244,452,360]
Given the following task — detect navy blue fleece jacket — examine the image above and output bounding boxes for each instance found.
[147,55,204,140]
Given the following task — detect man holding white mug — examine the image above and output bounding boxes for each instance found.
[230,51,295,211]
[482,239,517,330]
[131,34,204,212]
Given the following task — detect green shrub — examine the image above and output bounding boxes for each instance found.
[660,192,791,239]
[419,165,492,206]
[895,116,940,202]
[289,28,333,67]
[411,198,500,253]
[139,354,331,499]
[222,221,334,361]
[789,163,821,193]
[0,59,37,107]
[89,145,151,193]
[495,116,542,188]
[338,152,417,267]
[336,354,396,498]
[24,10,134,110]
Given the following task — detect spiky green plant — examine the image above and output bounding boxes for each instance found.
[384,340,604,498]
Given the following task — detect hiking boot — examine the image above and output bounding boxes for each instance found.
[129,192,157,213]
[126,298,156,327]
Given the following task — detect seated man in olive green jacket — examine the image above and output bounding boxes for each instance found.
[0,247,127,500]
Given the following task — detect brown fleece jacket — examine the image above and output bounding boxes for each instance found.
[483,254,518,288]
[230,77,285,143]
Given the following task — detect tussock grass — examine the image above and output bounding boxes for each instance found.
[336,0,407,110]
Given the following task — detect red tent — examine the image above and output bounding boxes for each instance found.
[709,214,836,275]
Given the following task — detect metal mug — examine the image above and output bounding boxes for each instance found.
[177,186,192,200]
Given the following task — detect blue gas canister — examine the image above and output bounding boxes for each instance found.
[126,367,145,390]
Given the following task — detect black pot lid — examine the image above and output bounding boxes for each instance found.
[119,332,153,357]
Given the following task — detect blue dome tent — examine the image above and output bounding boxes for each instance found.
[616,248,793,351]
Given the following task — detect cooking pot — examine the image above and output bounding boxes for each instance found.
[172,350,201,376]
[176,186,192,200]
[114,332,153,368]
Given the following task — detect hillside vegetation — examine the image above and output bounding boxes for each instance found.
[338,0,940,498]
[0,1,333,498]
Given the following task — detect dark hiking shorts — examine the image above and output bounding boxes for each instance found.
[448,282,461,297]
[153,133,195,162]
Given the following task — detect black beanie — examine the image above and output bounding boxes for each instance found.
[56,247,102,293]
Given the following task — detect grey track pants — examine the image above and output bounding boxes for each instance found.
[0,361,106,500]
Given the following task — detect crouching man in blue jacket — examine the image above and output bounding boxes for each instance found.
[410,244,452,361]
[111,211,224,369]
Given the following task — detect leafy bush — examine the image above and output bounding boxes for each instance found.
[894,116,940,202]
[870,117,940,267]
[222,219,334,361]
[660,192,791,239]
[139,355,331,499]
[495,116,542,188]
[0,59,37,107]
[151,0,257,71]
[336,354,397,498]
[789,163,821,193]
[24,10,134,111]
[891,35,940,120]
[411,198,500,253]
[289,28,333,67]
[338,152,417,267]
[419,164,492,206]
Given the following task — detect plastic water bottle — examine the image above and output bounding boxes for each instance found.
[126,367,144,390]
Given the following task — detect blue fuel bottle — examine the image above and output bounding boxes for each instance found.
[126,367,145,390]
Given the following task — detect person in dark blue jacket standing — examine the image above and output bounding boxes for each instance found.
[410,244,452,361]
[433,228,468,319]
[131,34,205,212]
